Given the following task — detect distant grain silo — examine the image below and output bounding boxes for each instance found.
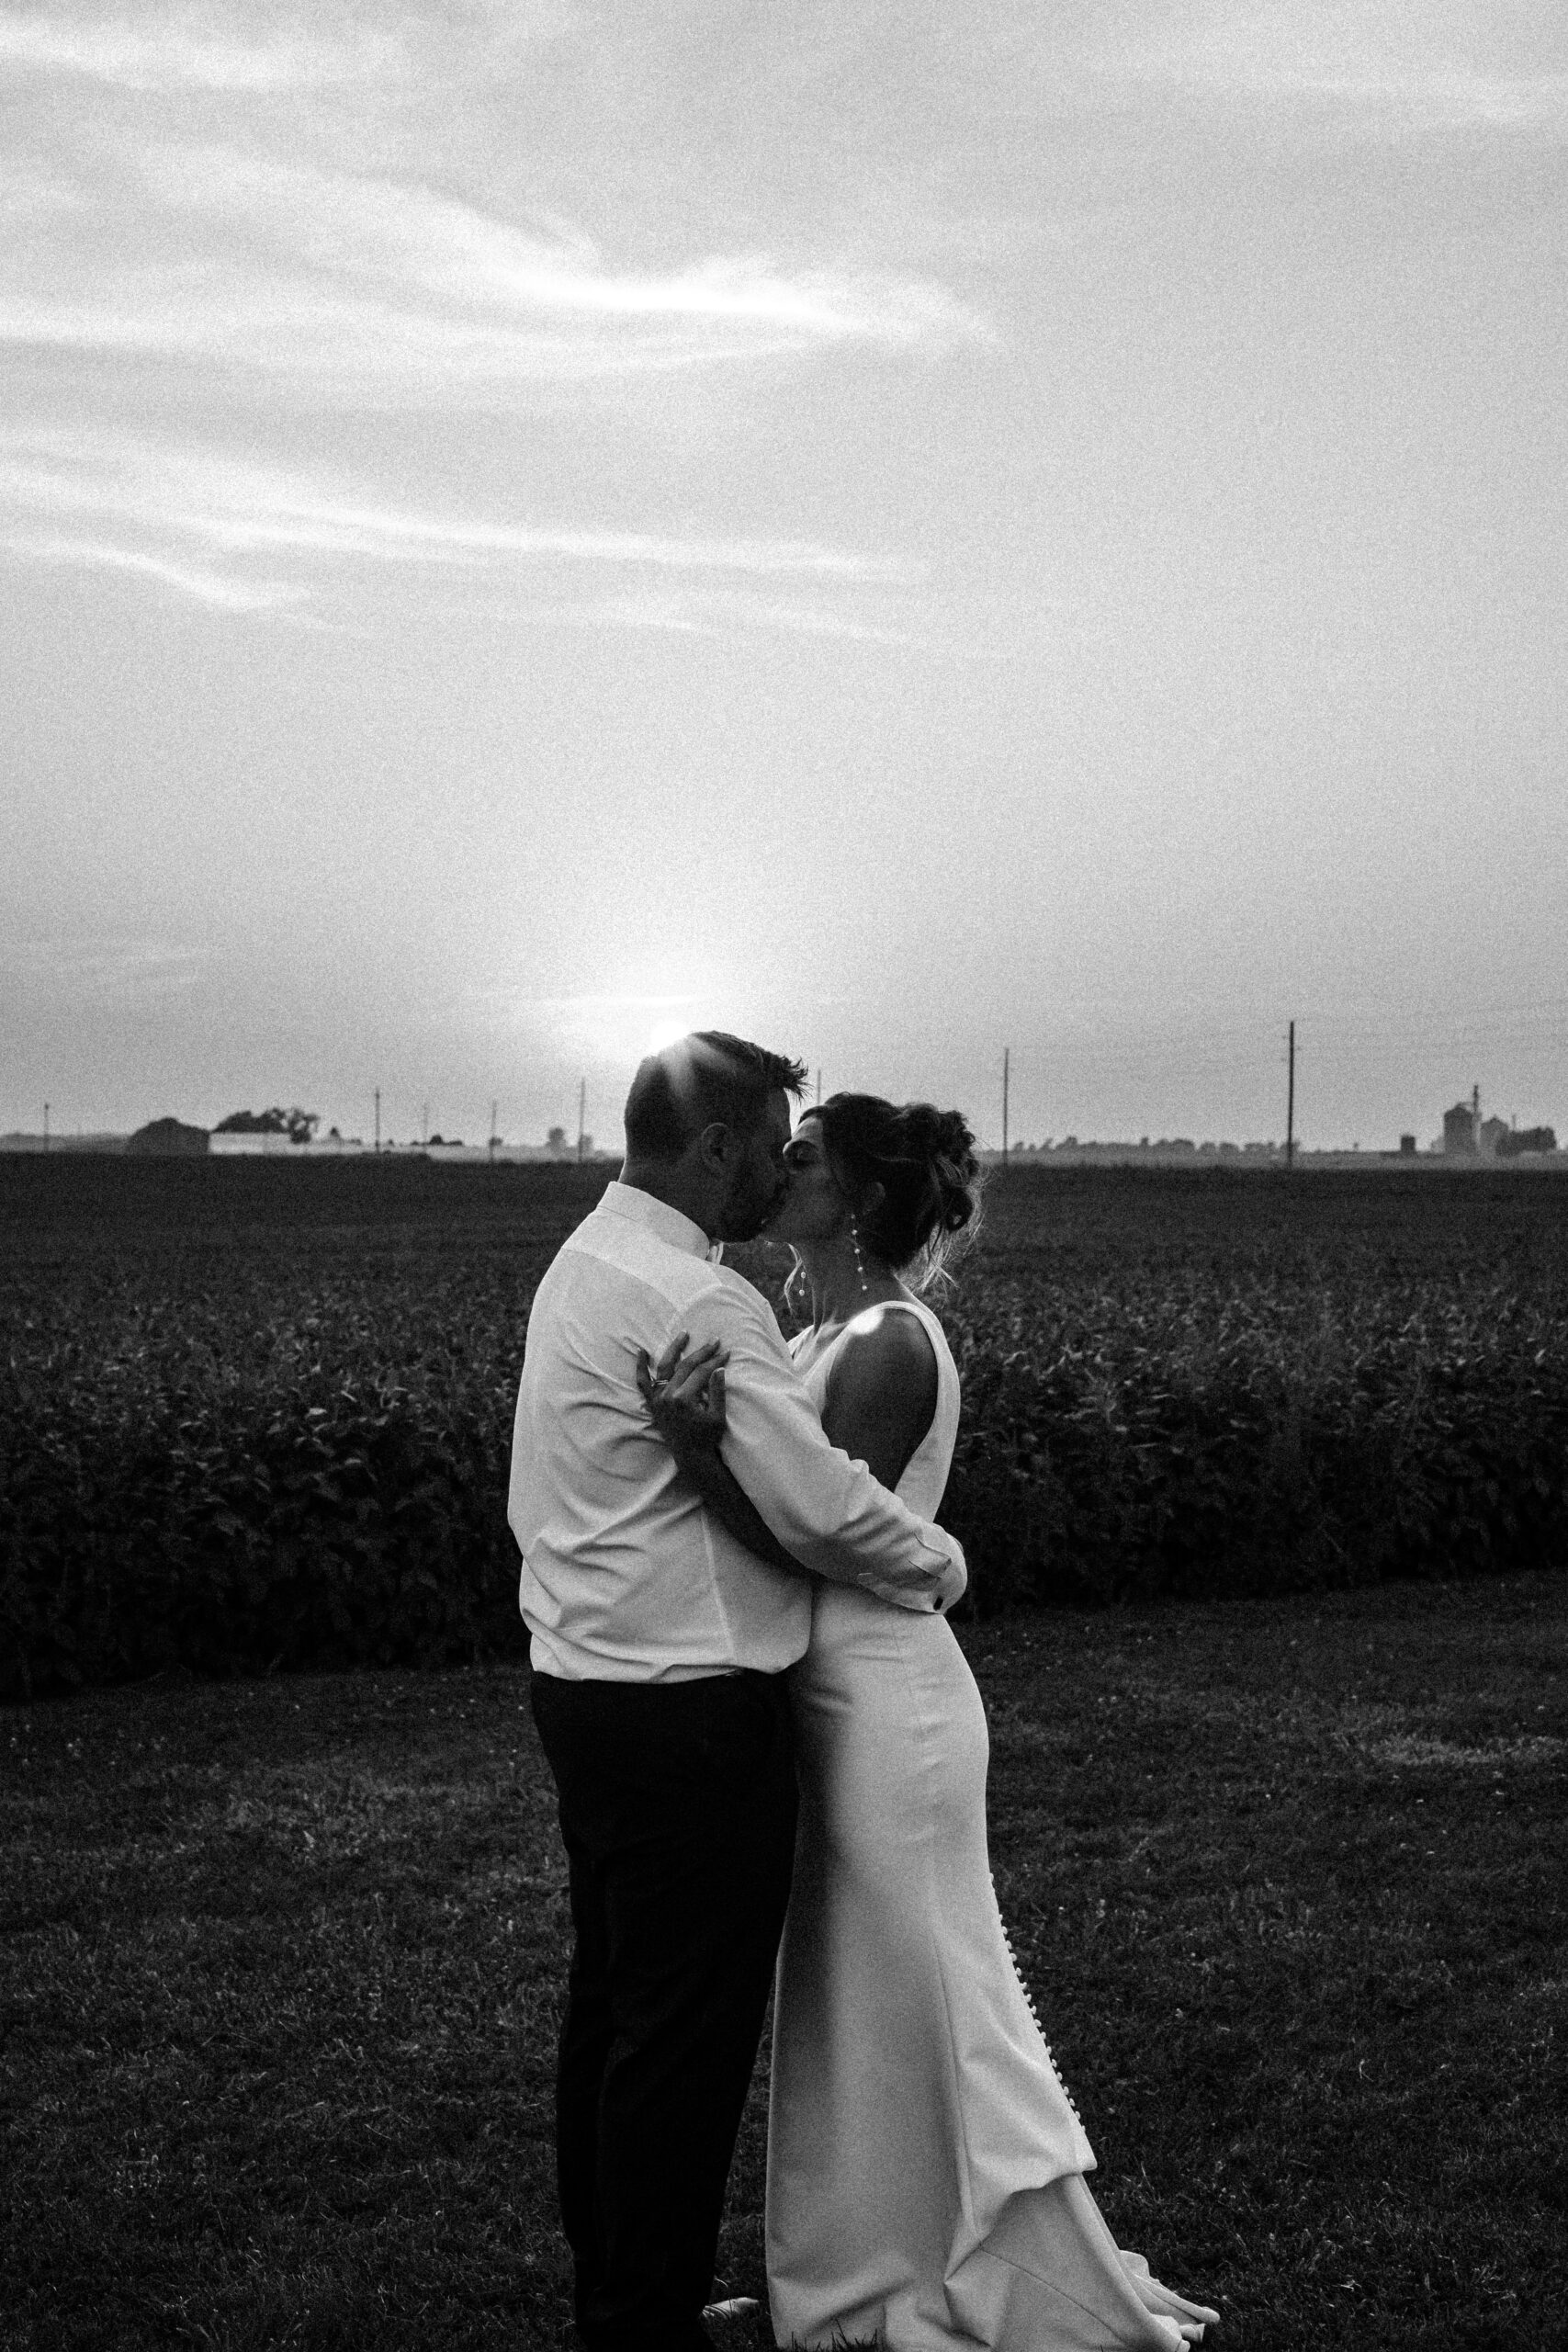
[1442,1101,1479,1157]
[125,1117,209,1157]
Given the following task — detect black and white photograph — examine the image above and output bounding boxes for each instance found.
[4,6,1565,2348]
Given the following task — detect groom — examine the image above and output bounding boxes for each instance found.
[509,1032,966,2352]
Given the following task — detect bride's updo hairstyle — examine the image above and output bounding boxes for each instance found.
[814,1093,982,1290]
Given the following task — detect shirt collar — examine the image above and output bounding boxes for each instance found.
[599,1180,720,1262]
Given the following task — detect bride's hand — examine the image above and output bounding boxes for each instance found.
[635,1332,729,1465]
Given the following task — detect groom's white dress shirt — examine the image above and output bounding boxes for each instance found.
[510,1180,967,1682]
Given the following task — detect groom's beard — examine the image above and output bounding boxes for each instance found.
[719,1177,790,1246]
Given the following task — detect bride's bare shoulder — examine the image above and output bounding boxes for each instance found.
[833,1302,938,1403]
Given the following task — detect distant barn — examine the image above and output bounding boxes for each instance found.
[125,1117,209,1157]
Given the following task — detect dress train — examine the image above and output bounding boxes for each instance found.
[767,1299,1218,2350]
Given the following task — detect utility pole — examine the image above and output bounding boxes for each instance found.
[374,1089,380,1154]
[1001,1048,1010,1166]
[42,1102,49,1156]
[423,1100,430,1148]
[489,1100,498,1164]
[577,1078,586,1164]
[815,1069,822,1105]
[1285,1022,1295,1171]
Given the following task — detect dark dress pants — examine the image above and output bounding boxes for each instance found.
[530,1668,797,2352]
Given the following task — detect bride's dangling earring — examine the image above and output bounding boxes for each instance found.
[849,1215,872,1301]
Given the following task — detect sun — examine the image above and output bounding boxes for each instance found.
[646,1019,692,1054]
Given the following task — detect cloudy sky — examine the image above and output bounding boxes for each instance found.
[5,0,1565,1149]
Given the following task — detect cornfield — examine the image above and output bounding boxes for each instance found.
[4,1155,1566,1697]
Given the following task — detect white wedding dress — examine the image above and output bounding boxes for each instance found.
[766,1298,1219,2351]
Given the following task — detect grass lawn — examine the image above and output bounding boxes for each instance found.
[4,1574,1564,2352]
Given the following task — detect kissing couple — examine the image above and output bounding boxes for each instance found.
[509,1031,1217,2351]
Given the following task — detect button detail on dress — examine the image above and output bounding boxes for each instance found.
[994,1887,1085,2118]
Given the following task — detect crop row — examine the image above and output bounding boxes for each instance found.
[6,1236,1567,1696]
[942,1265,1568,1607]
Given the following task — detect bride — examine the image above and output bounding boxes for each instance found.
[642,1092,1218,2352]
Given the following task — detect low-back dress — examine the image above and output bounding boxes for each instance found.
[765,1295,1219,2351]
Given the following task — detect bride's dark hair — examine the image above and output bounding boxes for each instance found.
[814,1093,982,1290]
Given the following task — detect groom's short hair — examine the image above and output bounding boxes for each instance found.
[624,1032,807,1162]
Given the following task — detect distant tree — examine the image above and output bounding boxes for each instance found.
[1497,1126,1557,1157]
[215,1108,284,1134]
[213,1106,319,1144]
[547,1125,569,1153]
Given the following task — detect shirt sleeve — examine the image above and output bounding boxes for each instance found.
[678,1280,967,1616]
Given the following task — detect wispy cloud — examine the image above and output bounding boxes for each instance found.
[1,135,984,401]
[1189,64,1568,134]
[4,528,312,611]
[133,147,969,336]
[0,430,924,614]
[0,9,402,92]
[1090,13,1568,137]
[0,0,575,94]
